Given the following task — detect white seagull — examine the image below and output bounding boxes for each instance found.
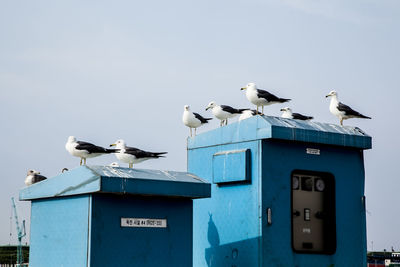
[326,90,371,126]
[110,139,167,168]
[205,101,245,126]
[241,83,290,114]
[182,105,212,137]
[238,109,258,121]
[65,136,116,165]
[25,170,47,186]
[280,107,313,121]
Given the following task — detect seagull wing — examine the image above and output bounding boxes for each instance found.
[292,113,313,120]
[337,102,371,119]
[257,89,291,103]
[193,112,212,123]
[76,141,111,154]
[125,146,167,159]
[220,105,243,114]
[33,174,47,183]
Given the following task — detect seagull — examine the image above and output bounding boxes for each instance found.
[326,90,371,126]
[280,107,313,121]
[241,83,290,114]
[238,109,258,121]
[65,136,116,165]
[110,139,167,168]
[25,170,47,186]
[182,105,212,137]
[205,101,245,126]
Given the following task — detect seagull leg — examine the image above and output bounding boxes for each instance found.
[190,128,192,137]
[194,128,197,136]
[80,158,83,166]
[225,119,228,125]
[84,158,87,165]
[340,118,343,126]
[256,105,259,114]
[262,105,264,114]
[129,163,133,168]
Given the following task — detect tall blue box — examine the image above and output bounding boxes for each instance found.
[188,115,371,266]
[20,166,211,267]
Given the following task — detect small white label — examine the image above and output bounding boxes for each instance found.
[302,228,311,234]
[306,148,320,155]
[121,218,167,228]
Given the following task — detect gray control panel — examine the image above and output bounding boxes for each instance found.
[291,172,336,254]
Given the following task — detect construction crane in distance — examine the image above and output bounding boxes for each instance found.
[11,197,26,266]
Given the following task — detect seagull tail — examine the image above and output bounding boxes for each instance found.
[359,114,371,119]
[278,98,291,103]
[306,116,314,120]
[152,152,168,158]
[201,117,213,123]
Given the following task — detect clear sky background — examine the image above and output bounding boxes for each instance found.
[0,0,399,251]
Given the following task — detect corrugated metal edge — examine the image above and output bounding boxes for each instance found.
[188,116,372,150]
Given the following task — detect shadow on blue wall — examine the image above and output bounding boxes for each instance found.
[205,213,259,266]
[207,213,220,247]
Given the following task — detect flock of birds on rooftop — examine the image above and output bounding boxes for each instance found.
[25,82,371,186]
[182,82,371,137]
[25,138,167,186]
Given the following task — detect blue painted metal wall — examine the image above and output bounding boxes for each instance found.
[29,195,91,267]
[261,140,366,266]
[90,194,193,267]
[21,166,211,267]
[188,116,370,267]
[189,140,262,266]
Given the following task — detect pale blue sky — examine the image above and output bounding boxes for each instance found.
[0,0,399,251]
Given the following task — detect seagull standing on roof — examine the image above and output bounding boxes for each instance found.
[182,105,212,137]
[65,136,116,165]
[25,170,47,186]
[205,101,245,126]
[280,107,313,121]
[110,139,167,168]
[238,109,258,121]
[326,90,371,126]
[241,83,291,114]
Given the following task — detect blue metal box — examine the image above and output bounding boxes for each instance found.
[20,166,211,267]
[188,115,371,267]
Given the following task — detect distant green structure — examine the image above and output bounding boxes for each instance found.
[0,245,29,265]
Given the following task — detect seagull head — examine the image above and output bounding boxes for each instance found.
[326,90,337,98]
[241,82,256,91]
[67,136,76,143]
[110,139,126,149]
[280,107,292,112]
[206,101,217,111]
[184,105,190,111]
[27,170,35,176]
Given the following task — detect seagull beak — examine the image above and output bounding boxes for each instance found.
[240,87,246,91]
[205,107,210,111]
[110,144,116,147]
[325,93,331,98]
[280,108,284,111]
